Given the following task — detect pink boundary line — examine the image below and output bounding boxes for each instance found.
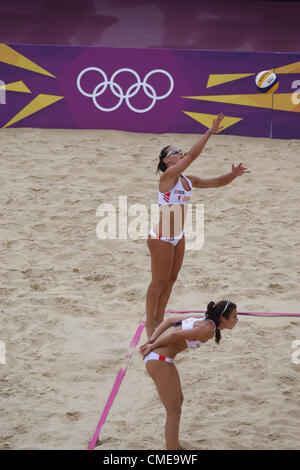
[88,316,146,450]
[88,307,300,450]
[165,310,300,317]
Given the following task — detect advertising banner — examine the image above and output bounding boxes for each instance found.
[0,43,299,138]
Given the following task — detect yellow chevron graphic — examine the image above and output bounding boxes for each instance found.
[183,93,300,113]
[184,93,300,112]
[3,94,64,128]
[275,60,300,74]
[183,112,242,132]
[0,80,31,93]
[184,93,272,108]
[0,43,56,78]
[207,73,254,88]
[206,60,300,89]
[273,93,300,112]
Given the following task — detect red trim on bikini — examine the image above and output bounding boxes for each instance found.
[180,174,191,191]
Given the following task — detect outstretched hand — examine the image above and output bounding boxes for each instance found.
[231,163,251,177]
[209,113,225,134]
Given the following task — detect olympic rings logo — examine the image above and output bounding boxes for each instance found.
[76,67,174,113]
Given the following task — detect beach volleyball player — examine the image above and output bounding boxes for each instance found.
[145,113,250,338]
[140,300,238,450]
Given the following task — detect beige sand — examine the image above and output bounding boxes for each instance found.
[0,128,299,450]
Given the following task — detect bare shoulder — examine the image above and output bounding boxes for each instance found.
[194,321,215,340]
[159,171,177,192]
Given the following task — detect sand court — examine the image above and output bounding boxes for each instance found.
[0,128,300,450]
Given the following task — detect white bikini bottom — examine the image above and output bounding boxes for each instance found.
[144,351,173,364]
[148,228,184,247]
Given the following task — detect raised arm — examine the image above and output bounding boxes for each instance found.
[187,163,251,188]
[160,113,225,181]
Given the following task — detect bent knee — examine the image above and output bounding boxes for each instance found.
[167,407,182,418]
[149,279,170,291]
[168,275,178,285]
[167,402,182,417]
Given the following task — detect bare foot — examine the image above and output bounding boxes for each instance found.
[177,444,198,451]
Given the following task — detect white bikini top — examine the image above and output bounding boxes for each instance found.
[182,317,216,349]
[158,174,192,205]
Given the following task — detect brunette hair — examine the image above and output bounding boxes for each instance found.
[205,300,236,344]
[156,145,170,173]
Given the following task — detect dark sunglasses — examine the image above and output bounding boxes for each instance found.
[165,148,181,158]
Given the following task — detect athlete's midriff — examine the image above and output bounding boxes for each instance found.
[154,174,192,238]
[152,204,188,238]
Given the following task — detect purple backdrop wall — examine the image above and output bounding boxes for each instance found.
[0,43,299,139]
